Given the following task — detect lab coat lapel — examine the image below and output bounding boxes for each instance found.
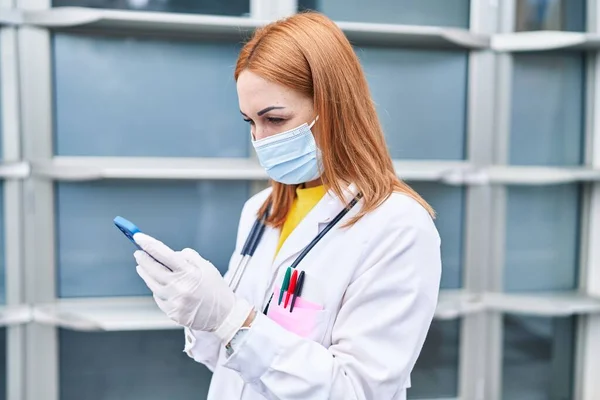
[245,222,279,308]
[270,183,358,274]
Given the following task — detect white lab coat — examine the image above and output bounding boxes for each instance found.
[184,183,441,400]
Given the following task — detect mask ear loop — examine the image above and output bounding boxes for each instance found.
[309,115,323,177]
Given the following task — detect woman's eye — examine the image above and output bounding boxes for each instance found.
[243,118,255,125]
[267,117,284,124]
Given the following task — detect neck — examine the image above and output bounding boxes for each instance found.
[302,178,322,189]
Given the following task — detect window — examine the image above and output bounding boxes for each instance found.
[11,1,600,399]
[409,320,460,399]
[298,0,470,28]
[53,34,248,158]
[407,184,462,397]
[59,329,212,400]
[502,315,575,399]
[410,183,464,289]
[56,181,249,297]
[511,53,585,167]
[358,48,468,160]
[505,184,581,292]
[502,40,585,398]
[515,0,585,32]
[506,50,585,292]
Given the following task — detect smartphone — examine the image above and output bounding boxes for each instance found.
[113,216,173,271]
[113,216,143,250]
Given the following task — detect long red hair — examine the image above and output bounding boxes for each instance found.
[235,11,434,227]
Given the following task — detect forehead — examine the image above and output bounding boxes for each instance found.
[237,70,305,112]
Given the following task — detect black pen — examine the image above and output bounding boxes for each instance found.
[289,270,305,312]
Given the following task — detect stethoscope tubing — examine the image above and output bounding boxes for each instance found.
[228,210,269,292]
[228,194,361,295]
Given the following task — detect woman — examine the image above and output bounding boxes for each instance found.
[134,11,441,400]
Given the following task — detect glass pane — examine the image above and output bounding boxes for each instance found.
[0,329,5,400]
[410,183,464,289]
[53,33,248,158]
[359,48,468,160]
[53,0,249,16]
[409,320,460,399]
[56,181,249,298]
[516,0,585,32]
[0,182,4,304]
[511,53,585,166]
[60,329,212,400]
[503,316,575,400]
[505,185,581,292]
[299,0,470,28]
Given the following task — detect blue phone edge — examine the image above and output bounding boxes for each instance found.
[114,216,173,271]
[113,216,143,250]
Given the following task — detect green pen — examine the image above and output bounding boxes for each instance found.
[278,267,292,305]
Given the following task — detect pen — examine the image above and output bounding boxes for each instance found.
[289,270,305,313]
[279,267,292,305]
[284,269,298,308]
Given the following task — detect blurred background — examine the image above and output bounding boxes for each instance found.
[2,0,600,399]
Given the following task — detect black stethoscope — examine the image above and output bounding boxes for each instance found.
[227,193,362,313]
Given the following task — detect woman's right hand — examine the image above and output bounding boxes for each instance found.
[133,233,253,345]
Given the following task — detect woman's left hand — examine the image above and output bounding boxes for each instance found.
[133,233,254,344]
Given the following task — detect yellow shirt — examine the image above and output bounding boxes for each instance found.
[275,185,327,256]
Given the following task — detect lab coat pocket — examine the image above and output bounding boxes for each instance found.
[267,286,330,343]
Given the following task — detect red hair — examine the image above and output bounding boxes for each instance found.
[235,11,435,227]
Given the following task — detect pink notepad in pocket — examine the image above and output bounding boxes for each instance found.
[267,285,325,339]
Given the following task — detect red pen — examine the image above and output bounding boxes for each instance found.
[284,269,298,308]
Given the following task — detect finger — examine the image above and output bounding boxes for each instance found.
[133,249,164,270]
[133,232,182,271]
[180,248,208,266]
[136,264,164,296]
[134,251,174,286]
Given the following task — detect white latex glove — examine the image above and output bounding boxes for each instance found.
[133,233,253,344]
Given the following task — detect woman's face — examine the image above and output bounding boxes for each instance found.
[237,70,315,141]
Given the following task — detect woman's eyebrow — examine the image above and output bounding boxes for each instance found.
[257,106,285,116]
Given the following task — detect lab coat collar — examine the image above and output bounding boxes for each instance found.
[270,182,359,273]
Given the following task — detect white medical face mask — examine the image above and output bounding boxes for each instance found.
[251,117,321,185]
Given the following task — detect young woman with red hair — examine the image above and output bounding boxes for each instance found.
[134,11,441,400]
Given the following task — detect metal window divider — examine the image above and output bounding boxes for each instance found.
[17,0,59,399]
[19,156,600,185]
[478,1,516,399]
[251,0,296,20]
[576,1,600,398]
[22,289,600,333]
[1,0,26,396]
[13,7,600,53]
[17,7,489,49]
[459,1,504,399]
